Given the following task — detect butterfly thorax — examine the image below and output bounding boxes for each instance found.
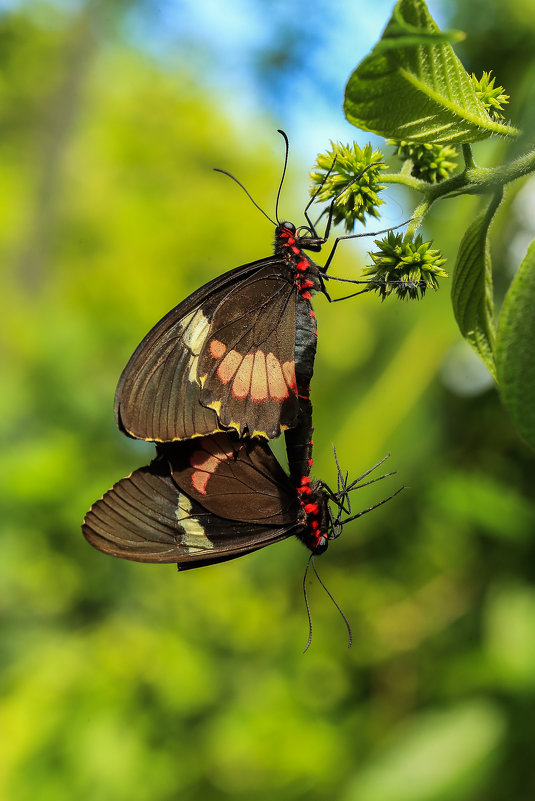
[295,477,329,554]
[275,222,323,300]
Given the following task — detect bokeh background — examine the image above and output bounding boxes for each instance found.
[2,0,535,799]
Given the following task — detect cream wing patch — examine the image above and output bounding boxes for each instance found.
[176,496,214,553]
[179,308,210,384]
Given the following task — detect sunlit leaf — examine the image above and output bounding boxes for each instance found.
[496,240,535,450]
[344,0,519,143]
[451,191,502,380]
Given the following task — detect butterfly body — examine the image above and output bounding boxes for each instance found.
[114,222,325,445]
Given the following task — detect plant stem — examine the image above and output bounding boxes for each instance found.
[405,198,431,239]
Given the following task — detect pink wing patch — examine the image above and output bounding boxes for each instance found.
[190,437,235,494]
[212,346,297,404]
[250,351,268,402]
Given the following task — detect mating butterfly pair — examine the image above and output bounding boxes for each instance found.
[83,134,398,570]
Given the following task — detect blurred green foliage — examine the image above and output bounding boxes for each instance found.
[1,2,535,800]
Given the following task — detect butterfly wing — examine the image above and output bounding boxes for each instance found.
[82,439,301,568]
[198,266,299,438]
[115,260,300,442]
[161,433,300,525]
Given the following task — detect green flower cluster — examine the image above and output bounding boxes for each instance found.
[471,71,509,120]
[363,232,448,300]
[390,140,457,183]
[309,142,386,232]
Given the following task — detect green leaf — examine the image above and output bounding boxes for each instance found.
[496,240,535,450]
[451,191,502,380]
[342,701,506,801]
[344,0,519,144]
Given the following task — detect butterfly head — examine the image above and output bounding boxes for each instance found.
[276,221,324,254]
[302,451,402,555]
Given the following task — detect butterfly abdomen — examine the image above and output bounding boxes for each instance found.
[296,479,329,554]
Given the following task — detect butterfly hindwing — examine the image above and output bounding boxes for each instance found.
[115,260,300,443]
[162,433,300,525]
[82,437,301,568]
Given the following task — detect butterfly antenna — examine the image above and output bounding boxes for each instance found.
[311,558,353,648]
[274,129,290,225]
[302,554,314,653]
[213,168,276,226]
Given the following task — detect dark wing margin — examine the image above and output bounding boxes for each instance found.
[82,452,297,568]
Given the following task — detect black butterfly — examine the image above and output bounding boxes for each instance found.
[82,431,397,570]
[114,132,398,445]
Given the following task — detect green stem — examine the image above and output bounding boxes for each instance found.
[381,172,430,192]
[405,198,431,240]
[383,146,535,202]
[462,144,476,170]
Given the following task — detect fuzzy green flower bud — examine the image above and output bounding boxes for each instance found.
[470,71,509,121]
[363,231,448,300]
[309,142,386,232]
[390,140,457,183]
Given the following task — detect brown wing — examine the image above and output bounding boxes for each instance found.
[198,267,299,439]
[82,454,299,568]
[114,259,299,443]
[161,433,300,525]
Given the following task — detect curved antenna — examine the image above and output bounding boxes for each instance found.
[213,168,276,226]
[311,558,353,649]
[275,129,290,224]
[302,554,314,653]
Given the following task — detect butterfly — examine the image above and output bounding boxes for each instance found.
[82,431,397,570]
[114,132,397,445]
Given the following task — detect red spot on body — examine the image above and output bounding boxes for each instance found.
[250,351,268,402]
[232,353,254,399]
[210,339,227,360]
[296,259,308,272]
[308,458,313,467]
[301,278,314,289]
[291,245,300,254]
[266,352,289,400]
[217,350,242,384]
[301,291,312,300]
[310,310,316,318]
[304,502,320,515]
